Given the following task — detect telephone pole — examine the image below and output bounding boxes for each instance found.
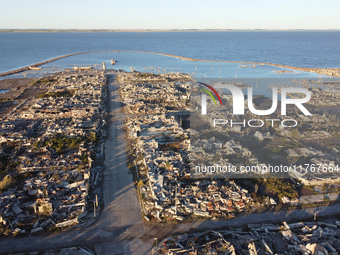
[175,184,178,215]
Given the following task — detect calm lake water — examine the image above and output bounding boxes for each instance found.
[1,31,340,75]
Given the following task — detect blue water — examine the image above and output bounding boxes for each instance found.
[1,31,340,74]
[32,51,327,79]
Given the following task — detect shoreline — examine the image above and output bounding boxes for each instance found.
[0,52,89,77]
[0,50,339,78]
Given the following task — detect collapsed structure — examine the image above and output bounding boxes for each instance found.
[120,72,256,222]
[0,70,106,236]
[157,220,340,255]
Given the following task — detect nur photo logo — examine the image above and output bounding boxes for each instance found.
[199,82,312,116]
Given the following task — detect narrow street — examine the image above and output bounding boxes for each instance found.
[0,75,152,255]
[1,74,340,254]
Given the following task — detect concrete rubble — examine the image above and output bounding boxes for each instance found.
[189,80,340,197]
[156,220,340,254]
[12,246,95,255]
[0,70,106,236]
[120,72,256,222]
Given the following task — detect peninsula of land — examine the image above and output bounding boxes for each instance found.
[0,51,339,79]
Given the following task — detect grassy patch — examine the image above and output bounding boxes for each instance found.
[42,137,80,153]
[30,77,57,86]
[254,178,299,200]
[38,134,95,154]
[38,90,75,98]
[0,175,16,194]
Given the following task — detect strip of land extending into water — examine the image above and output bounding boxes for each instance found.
[1,50,340,78]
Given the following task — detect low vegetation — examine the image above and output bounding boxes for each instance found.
[0,175,16,194]
[38,133,98,154]
[253,178,299,200]
[38,89,75,98]
[30,77,57,86]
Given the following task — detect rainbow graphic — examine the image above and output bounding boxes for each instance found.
[198,82,222,106]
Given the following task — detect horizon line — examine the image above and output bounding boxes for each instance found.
[1,28,340,33]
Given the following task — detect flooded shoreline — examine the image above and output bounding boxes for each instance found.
[1,50,339,78]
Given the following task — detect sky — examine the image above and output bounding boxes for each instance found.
[1,0,340,30]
